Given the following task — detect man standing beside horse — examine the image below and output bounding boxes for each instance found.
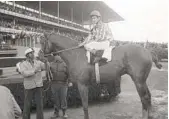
[79,10,113,63]
[49,55,70,119]
[19,48,47,119]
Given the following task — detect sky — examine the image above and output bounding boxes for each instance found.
[104,0,168,43]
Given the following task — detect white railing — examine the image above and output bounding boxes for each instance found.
[0,26,43,35]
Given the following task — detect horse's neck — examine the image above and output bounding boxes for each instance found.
[50,35,79,49]
[49,35,88,67]
[60,48,87,67]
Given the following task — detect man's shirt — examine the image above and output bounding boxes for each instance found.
[50,60,68,83]
[20,59,45,89]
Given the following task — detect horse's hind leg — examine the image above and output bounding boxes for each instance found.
[128,58,153,119]
[133,80,152,119]
[131,66,152,119]
[77,82,89,119]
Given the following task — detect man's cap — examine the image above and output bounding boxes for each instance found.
[25,48,34,56]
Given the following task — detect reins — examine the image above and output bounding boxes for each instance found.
[44,45,81,57]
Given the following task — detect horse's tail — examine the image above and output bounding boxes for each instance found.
[150,50,162,69]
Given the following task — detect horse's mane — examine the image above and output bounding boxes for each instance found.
[49,33,80,48]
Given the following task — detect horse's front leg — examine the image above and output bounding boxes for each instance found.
[77,81,89,119]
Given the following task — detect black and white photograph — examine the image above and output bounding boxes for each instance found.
[0,1,167,119]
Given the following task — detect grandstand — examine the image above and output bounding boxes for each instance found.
[0,1,123,59]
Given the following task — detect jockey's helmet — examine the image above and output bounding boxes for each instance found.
[90,10,101,17]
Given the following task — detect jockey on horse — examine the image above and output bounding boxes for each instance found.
[79,10,114,63]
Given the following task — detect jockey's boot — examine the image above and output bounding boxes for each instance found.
[93,50,103,63]
[93,56,108,64]
[93,57,101,63]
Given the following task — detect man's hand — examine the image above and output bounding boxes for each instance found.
[34,67,41,74]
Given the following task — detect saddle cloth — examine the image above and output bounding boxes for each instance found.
[86,46,115,63]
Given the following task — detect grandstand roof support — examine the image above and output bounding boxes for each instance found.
[82,11,84,23]
[12,1,15,10]
[39,1,42,18]
[12,1,16,27]
[25,37,27,47]
[71,8,73,22]
[13,18,15,26]
[58,1,60,24]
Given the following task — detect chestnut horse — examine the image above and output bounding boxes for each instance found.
[40,33,162,119]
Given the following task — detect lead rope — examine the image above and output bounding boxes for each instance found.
[44,61,53,92]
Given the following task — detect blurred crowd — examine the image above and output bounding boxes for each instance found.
[0,20,47,33]
[0,2,86,30]
[0,19,84,44]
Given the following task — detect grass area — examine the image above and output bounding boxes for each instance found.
[120,62,168,94]
[147,62,168,92]
[160,62,168,70]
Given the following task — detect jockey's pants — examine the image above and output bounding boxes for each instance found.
[84,41,112,62]
[84,40,110,51]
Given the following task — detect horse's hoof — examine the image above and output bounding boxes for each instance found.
[142,109,148,119]
[148,107,154,119]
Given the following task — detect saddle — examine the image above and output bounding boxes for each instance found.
[86,46,115,83]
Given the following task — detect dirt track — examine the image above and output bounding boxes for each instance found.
[31,63,168,119]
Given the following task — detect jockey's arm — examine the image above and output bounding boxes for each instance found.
[78,34,92,47]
